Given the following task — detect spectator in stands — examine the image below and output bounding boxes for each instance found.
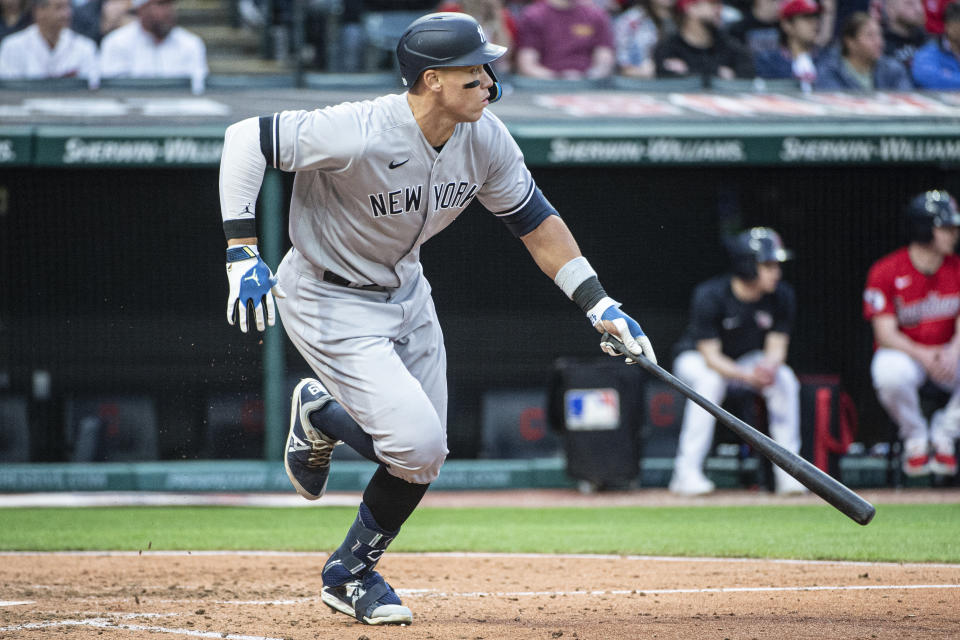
[911,0,960,87]
[99,0,208,94]
[668,228,806,497]
[0,0,98,84]
[882,0,930,70]
[72,0,134,44]
[438,0,517,72]
[814,11,913,89]
[0,0,31,42]
[863,190,960,478]
[653,0,755,80]
[514,0,616,79]
[728,0,781,56]
[754,0,825,88]
[731,0,834,57]
[614,0,676,77]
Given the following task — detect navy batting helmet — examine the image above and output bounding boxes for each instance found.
[727,227,794,280]
[396,12,506,103]
[905,190,960,243]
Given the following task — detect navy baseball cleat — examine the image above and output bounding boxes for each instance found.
[321,571,412,625]
[285,378,339,500]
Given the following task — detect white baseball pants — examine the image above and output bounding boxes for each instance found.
[871,347,960,455]
[672,349,802,492]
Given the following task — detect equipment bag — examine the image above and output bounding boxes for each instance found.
[799,375,857,479]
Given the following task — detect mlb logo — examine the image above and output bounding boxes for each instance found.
[564,388,620,431]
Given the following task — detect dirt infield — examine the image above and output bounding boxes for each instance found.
[2,552,959,638]
[1,489,959,639]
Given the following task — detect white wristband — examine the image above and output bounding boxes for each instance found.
[554,256,597,299]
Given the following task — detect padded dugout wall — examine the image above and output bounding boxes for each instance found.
[1,164,954,460]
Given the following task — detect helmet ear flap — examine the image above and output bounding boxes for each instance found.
[484,63,502,102]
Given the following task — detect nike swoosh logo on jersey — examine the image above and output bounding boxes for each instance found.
[388,159,409,169]
[895,275,912,289]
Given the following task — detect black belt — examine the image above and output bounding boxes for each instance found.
[322,269,387,291]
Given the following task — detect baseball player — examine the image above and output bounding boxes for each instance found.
[218,12,655,626]
[863,190,960,478]
[668,227,807,496]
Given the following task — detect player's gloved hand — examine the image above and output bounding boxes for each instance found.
[225,244,286,333]
[587,297,657,365]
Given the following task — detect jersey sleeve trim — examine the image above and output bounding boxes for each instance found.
[495,185,559,238]
[492,182,535,217]
[259,114,279,169]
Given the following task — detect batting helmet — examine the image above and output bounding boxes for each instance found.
[727,227,794,280]
[396,12,506,103]
[905,190,960,243]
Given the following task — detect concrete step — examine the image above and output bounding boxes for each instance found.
[207,55,289,74]
[177,0,233,25]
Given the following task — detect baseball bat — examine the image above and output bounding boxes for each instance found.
[600,333,876,526]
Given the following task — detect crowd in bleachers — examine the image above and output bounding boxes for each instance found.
[0,0,206,91]
[491,0,958,89]
[1,0,960,91]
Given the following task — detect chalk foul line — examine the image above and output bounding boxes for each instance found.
[0,618,284,640]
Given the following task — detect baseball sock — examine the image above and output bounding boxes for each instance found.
[362,464,430,531]
[309,402,378,463]
[321,467,429,588]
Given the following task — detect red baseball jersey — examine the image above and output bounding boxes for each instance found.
[863,247,960,345]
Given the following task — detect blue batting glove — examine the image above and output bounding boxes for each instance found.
[587,297,657,365]
[225,245,286,333]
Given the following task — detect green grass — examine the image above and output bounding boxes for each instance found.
[1,504,958,563]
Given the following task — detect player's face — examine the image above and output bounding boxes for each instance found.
[755,261,781,293]
[436,65,493,122]
[931,225,960,256]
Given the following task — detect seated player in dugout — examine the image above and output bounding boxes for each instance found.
[669,227,807,497]
[863,190,960,478]
[217,12,656,627]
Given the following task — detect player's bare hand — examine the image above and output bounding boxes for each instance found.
[225,245,287,333]
[930,348,959,385]
[750,362,777,388]
[588,297,657,365]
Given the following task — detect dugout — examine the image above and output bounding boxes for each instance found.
[2,88,959,471]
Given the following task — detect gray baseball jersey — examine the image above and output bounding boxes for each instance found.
[220,92,557,483]
[254,92,552,288]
